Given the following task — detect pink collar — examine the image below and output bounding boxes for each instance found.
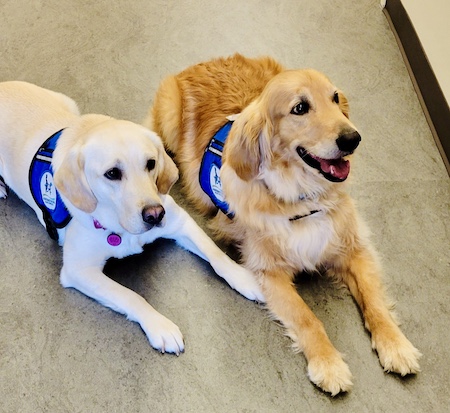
[93,219,122,246]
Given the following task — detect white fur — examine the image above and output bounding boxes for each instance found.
[0,81,264,355]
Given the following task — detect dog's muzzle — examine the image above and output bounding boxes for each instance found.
[296,130,361,182]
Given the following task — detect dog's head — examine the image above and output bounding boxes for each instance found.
[53,116,179,234]
[224,69,360,199]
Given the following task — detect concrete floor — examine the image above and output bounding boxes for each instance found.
[1,1,449,412]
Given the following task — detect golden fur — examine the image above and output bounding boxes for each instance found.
[147,54,421,395]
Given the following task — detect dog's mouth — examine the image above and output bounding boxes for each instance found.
[296,147,350,182]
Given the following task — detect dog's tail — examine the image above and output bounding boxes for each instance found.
[144,75,182,154]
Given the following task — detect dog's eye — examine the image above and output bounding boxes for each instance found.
[290,100,310,115]
[104,167,122,181]
[146,159,156,171]
[333,92,339,104]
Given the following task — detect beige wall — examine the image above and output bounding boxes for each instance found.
[399,0,450,105]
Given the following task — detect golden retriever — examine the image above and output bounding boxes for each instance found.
[147,54,421,394]
[0,80,264,355]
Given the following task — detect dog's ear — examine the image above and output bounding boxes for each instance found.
[338,90,350,118]
[156,147,179,194]
[224,103,272,181]
[53,147,98,213]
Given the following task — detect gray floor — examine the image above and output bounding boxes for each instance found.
[1,1,449,412]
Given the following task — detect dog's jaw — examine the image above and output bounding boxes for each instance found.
[296,147,351,182]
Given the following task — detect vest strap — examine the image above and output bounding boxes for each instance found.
[29,129,72,241]
[199,121,234,218]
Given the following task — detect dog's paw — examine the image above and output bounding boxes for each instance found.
[307,354,353,396]
[140,313,185,355]
[223,264,265,303]
[372,326,421,375]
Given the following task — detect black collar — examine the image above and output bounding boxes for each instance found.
[289,209,321,222]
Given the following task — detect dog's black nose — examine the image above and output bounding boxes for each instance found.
[142,204,165,226]
[336,131,361,154]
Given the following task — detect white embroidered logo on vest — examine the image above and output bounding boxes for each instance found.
[40,171,57,211]
[210,164,225,203]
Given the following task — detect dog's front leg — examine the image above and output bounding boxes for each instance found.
[60,247,184,355]
[160,195,264,302]
[260,267,353,396]
[334,246,421,375]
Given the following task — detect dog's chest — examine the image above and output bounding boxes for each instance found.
[285,213,335,270]
[108,234,146,258]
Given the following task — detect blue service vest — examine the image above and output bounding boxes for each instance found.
[29,129,72,240]
[199,121,234,218]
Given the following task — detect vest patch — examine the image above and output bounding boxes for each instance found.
[40,171,57,210]
[29,129,72,240]
[199,121,234,218]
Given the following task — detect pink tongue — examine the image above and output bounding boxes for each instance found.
[318,158,350,180]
